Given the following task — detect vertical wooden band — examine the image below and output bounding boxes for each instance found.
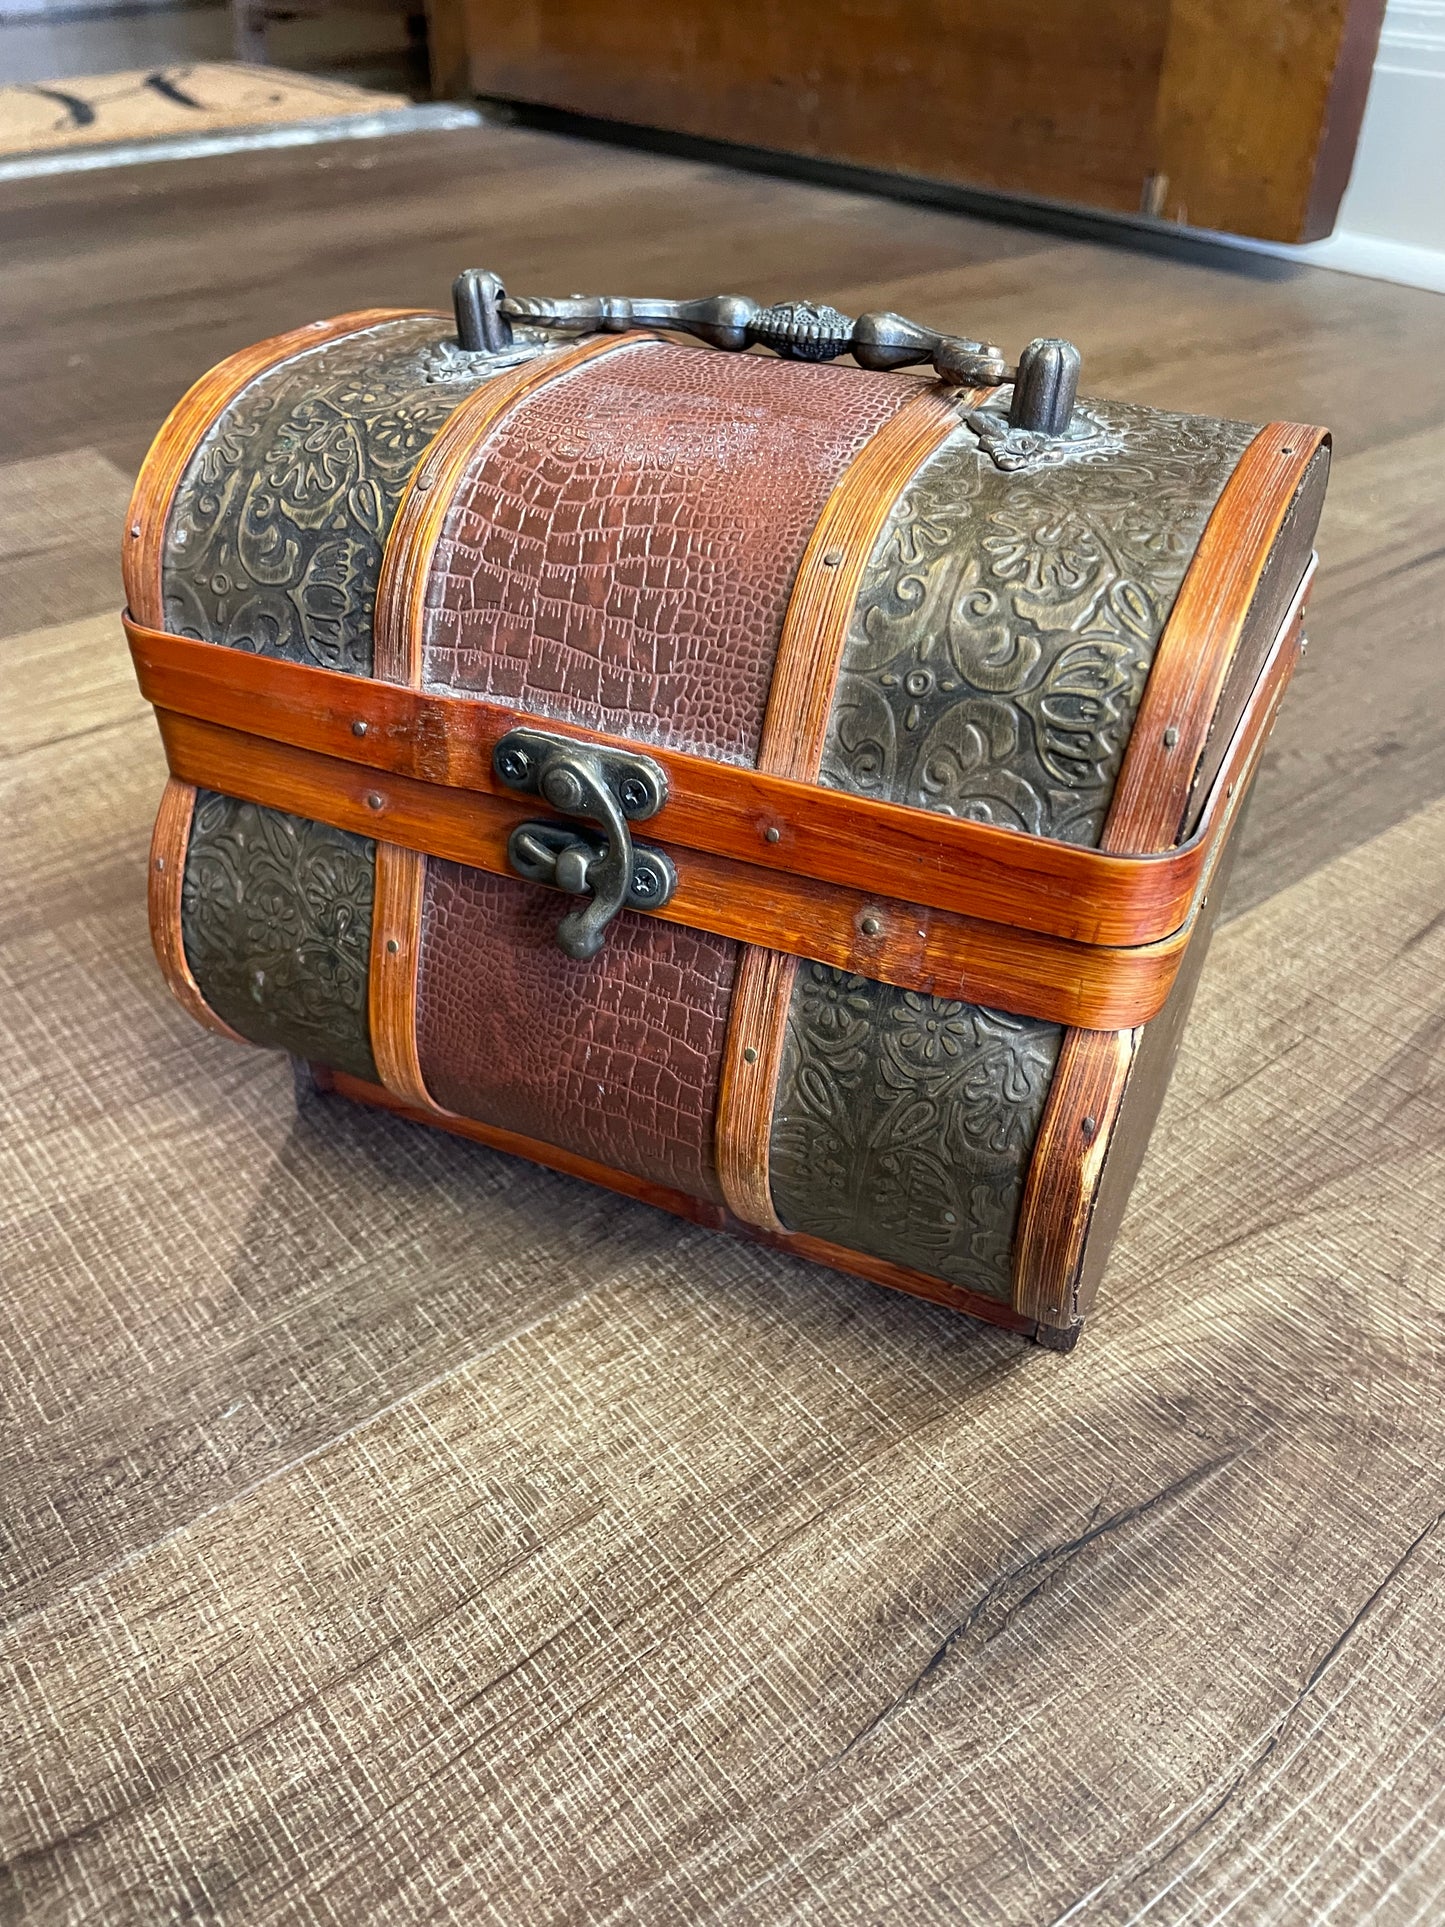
[715,384,977,1232]
[1012,423,1328,1330]
[366,332,654,1110]
[125,309,425,1036]
[148,779,247,1043]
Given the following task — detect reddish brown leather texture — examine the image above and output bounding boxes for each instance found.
[421,339,916,763]
[419,867,738,1201]
[414,341,918,1196]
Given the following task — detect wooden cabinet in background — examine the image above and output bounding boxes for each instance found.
[427,0,1387,244]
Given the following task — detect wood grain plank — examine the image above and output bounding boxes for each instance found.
[0,449,132,637]
[2,794,1442,1923]
[0,611,146,760]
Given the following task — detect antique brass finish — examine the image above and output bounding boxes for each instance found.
[493,726,673,959]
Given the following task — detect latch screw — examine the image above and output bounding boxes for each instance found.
[495,744,533,787]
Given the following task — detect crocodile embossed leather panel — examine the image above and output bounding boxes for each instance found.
[416,343,918,1198]
[419,867,737,1201]
[421,339,916,763]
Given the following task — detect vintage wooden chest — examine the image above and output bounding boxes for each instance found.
[123,275,1329,1348]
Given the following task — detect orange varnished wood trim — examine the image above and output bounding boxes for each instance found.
[368,842,437,1107]
[122,308,427,627]
[1011,1030,1138,1327]
[127,620,1227,949]
[366,329,651,1107]
[153,707,1196,1031]
[757,385,977,779]
[1105,424,1327,852]
[717,383,976,1232]
[715,950,799,1232]
[320,1067,1036,1335]
[147,779,246,1043]
[1012,431,1322,1331]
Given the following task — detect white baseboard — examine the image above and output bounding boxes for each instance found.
[1220,227,1445,296]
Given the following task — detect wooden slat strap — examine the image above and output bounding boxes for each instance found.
[149,706,1191,1030]
[126,621,1234,948]
[364,332,647,1110]
[1011,425,1327,1332]
[123,308,426,1036]
[715,384,965,1231]
[148,780,246,1045]
[130,573,1304,1032]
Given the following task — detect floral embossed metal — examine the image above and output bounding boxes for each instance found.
[167,317,532,1067]
[182,794,378,1079]
[821,399,1257,843]
[164,316,493,674]
[769,400,1258,1294]
[770,968,1062,1299]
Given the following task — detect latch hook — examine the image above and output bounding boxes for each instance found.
[493,727,676,959]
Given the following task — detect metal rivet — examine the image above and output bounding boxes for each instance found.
[415,472,433,492]
[365,791,383,810]
[153,856,165,872]
[352,719,368,737]
[743,1046,758,1064]
[1163,726,1179,748]
[822,548,845,567]
[1081,1114,1098,1141]
[1281,445,1294,455]
[764,826,781,844]
[129,522,141,539]
[860,913,882,937]
[386,937,399,954]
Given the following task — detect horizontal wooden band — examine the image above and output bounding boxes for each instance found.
[316,1066,1036,1336]
[138,573,1304,1031]
[152,707,1187,1029]
[128,619,1239,950]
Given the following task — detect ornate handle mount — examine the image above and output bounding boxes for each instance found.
[453,269,1080,436]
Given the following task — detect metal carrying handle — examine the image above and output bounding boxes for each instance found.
[453,269,1081,436]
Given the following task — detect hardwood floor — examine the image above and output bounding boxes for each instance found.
[2,121,1443,1925]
